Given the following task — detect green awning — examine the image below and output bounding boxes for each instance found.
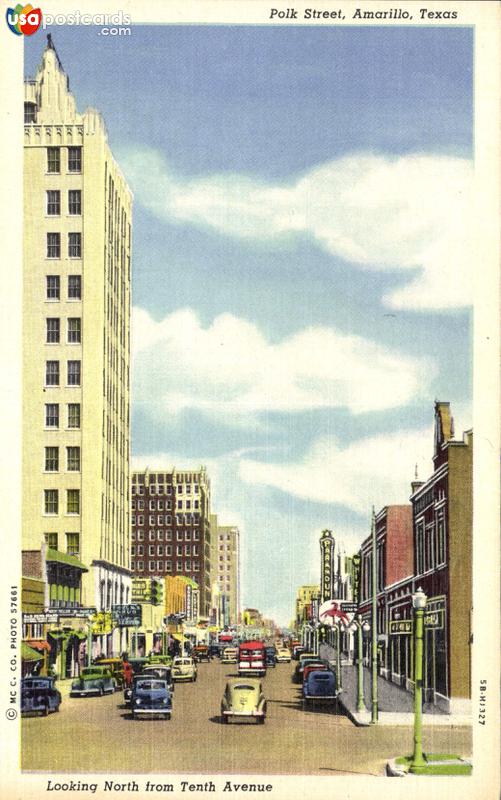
[21,642,43,662]
[46,548,88,572]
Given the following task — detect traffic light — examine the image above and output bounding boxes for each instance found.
[150,579,163,606]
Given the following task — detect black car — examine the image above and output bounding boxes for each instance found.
[265,647,277,668]
[21,677,61,716]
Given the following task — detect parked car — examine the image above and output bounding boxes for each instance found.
[222,647,238,664]
[70,666,116,697]
[302,668,338,707]
[93,658,125,689]
[208,643,221,658]
[265,647,277,668]
[21,677,61,716]
[302,663,329,683]
[293,645,307,660]
[276,647,291,663]
[147,654,173,666]
[293,657,326,684]
[221,678,266,724]
[130,677,172,719]
[171,656,197,682]
[193,645,211,662]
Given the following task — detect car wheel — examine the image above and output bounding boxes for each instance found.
[258,716,265,724]
[131,711,135,719]
[55,703,60,713]
[222,715,228,724]
[99,687,104,697]
[43,704,49,717]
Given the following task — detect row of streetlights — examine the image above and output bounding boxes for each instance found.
[302,586,428,773]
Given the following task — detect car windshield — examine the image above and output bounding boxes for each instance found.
[137,680,166,690]
[234,684,257,692]
[23,680,50,689]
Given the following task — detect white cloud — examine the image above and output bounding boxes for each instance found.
[121,147,473,310]
[239,428,438,515]
[132,306,434,417]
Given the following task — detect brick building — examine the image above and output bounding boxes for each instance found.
[131,467,212,617]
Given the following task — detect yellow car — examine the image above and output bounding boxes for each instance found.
[276,647,291,663]
[221,647,238,664]
[221,678,267,724]
[171,656,198,682]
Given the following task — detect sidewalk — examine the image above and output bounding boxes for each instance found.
[319,645,471,728]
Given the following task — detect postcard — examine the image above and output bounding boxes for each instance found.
[0,1,499,798]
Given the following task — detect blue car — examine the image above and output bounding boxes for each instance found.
[265,647,277,668]
[302,669,338,707]
[131,677,172,719]
[21,677,61,716]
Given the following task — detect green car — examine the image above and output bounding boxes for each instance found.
[70,666,116,697]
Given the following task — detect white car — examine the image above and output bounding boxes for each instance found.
[276,647,291,663]
[171,657,198,682]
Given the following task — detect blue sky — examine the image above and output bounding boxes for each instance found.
[26,25,473,625]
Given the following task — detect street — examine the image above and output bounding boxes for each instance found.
[22,659,472,776]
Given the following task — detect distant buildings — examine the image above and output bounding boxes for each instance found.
[210,515,241,626]
[131,467,212,617]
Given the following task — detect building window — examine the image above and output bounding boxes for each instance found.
[166,561,172,572]
[157,515,164,525]
[131,514,136,525]
[157,561,164,572]
[68,275,81,299]
[193,530,200,541]
[44,532,58,549]
[166,545,172,556]
[176,545,183,556]
[46,190,60,216]
[149,530,155,540]
[47,232,61,258]
[46,318,60,344]
[137,561,144,571]
[44,489,58,515]
[47,147,60,174]
[416,522,425,575]
[67,318,81,344]
[137,516,144,526]
[44,446,59,472]
[67,360,81,386]
[176,561,183,572]
[24,102,36,124]
[176,531,183,541]
[45,403,59,428]
[46,275,60,300]
[68,190,81,215]
[185,560,191,571]
[66,532,80,557]
[131,546,136,556]
[68,147,82,173]
[137,545,144,555]
[45,360,59,386]
[149,500,155,511]
[66,446,80,471]
[149,515,155,526]
[149,561,155,572]
[436,516,446,565]
[166,530,172,541]
[193,545,199,556]
[185,545,191,556]
[193,562,200,572]
[66,489,80,515]
[67,403,80,428]
[157,545,164,556]
[157,530,164,541]
[68,232,82,258]
[149,545,155,556]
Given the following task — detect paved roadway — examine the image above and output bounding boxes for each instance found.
[22,659,472,776]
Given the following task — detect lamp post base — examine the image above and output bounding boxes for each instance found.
[387,754,473,777]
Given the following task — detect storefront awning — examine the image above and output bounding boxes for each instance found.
[21,642,43,662]
[26,639,51,652]
[45,548,88,572]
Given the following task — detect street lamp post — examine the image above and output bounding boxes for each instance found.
[350,616,369,713]
[409,587,427,773]
[335,622,343,690]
